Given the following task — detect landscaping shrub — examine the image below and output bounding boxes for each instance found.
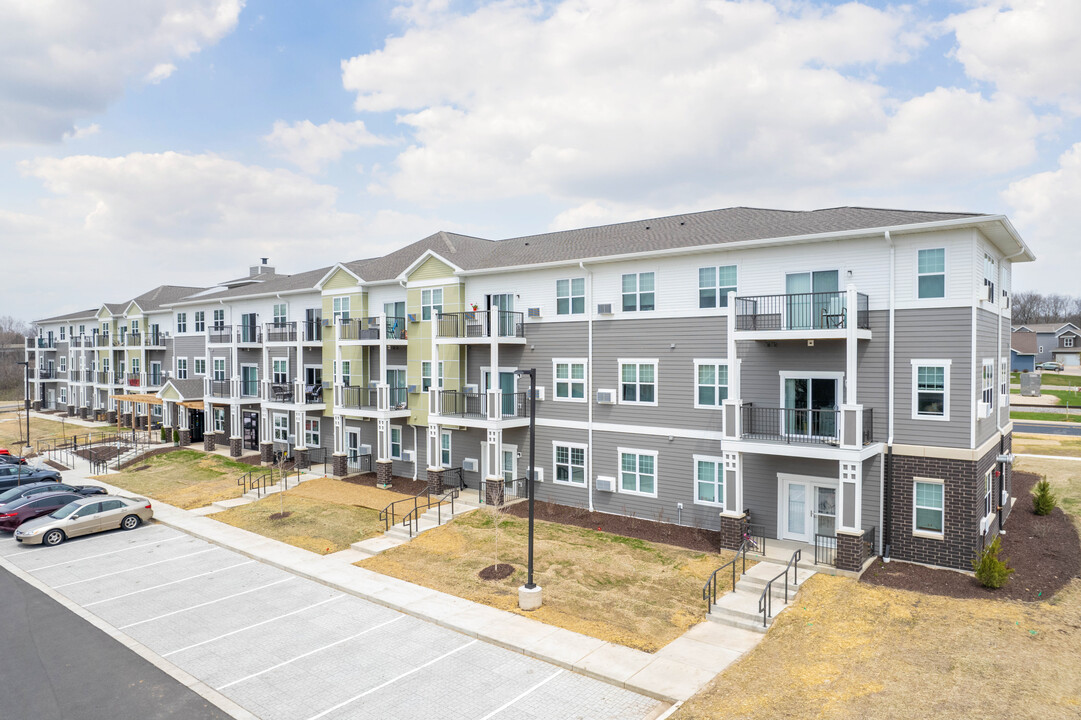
[973,536,1014,589]
[161,427,168,442]
[1033,479,1058,516]
[173,429,180,443]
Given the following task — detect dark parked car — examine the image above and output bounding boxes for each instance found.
[0,452,28,465]
[0,491,84,532]
[0,481,105,505]
[0,464,61,490]
[1039,361,1064,372]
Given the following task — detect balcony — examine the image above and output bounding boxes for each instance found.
[435,311,525,341]
[95,334,111,348]
[145,371,165,388]
[265,381,325,405]
[126,373,142,387]
[37,368,55,379]
[144,331,166,348]
[339,385,379,410]
[303,320,322,343]
[740,406,874,447]
[334,384,408,415]
[265,322,297,343]
[126,332,142,347]
[339,316,407,343]
[236,326,262,346]
[29,337,56,349]
[435,390,528,420]
[733,291,870,339]
[208,325,232,344]
[207,379,231,398]
[70,337,84,348]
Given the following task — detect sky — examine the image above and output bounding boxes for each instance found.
[2,0,1079,322]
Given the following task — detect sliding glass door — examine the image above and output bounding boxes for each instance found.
[785,271,839,329]
[784,377,838,439]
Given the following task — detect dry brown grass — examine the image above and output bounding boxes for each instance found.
[212,494,385,554]
[94,449,255,509]
[358,509,738,652]
[288,477,417,511]
[0,410,80,449]
[1013,432,1081,458]
[1014,456,1081,520]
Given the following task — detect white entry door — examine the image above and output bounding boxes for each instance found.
[780,478,838,543]
[346,430,361,468]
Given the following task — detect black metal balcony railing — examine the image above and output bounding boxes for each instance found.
[146,372,164,387]
[34,337,56,349]
[144,331,164,347]
[339,386,379,410]
[436,311,525,339]
[208,325,231,343]
[304,320,322,342]
[862,408,874,445]
[269,383,295,402]
[742,406,839,445]
[126,373,141,387]
[95,334,111,348]
[126,333,142,347]
[734,292,870,332]
[112,372,124,385]
[339,316,408,341]
[437,390,528,419]
[38,368,54,379]
[240,379,259,397]
[237,325,261,344]
[388,386,408,409]
[70,337,84,348]
[25,337,32,349]
[266,322,297,343]
[208,380,231,398]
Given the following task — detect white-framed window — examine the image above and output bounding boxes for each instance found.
[553,443,587,486]
[78,324,85,335]
[618,448,657,497]
[59,326,65,340]
[194,311,205,332]
[983,468,994,528]
[333,296,350,323]
[556,278,586,315]
[421,289,443,321]
[194,358,206,376]
[983,253,996,302]
[176,358,188,379]
[131,357,140,375]
[131,319,140,335]
[437,361,444,389]
[981,359,994,417]
[911,360,950,420]
[273,303,287,325]
[176,313,187,333]
[341,360,350,386]
[422,361,432,392]
[619,360,657,405]
[102,358,110,374]
[917,248,946,299]
[699,265,737,308]
[59,357,67,372]
[694,360,728,408]
[913,479,944,536]
[60,388,67,404]
[999,356,1009,405]
[273,359,288,384]
[213,407,225,433]
[212,309,224,329]
[440,429,451,467]
[622,272,655,312]
[694,455,725,507]
[213,358,226,381]
[273,413,289,442]
[1066,337,1076,348]
[390,426,402,459]
[1038,345,1044,354]
[305,418,320,447]
[553,360,586,401]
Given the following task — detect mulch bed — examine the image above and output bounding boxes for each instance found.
[862,472,1081,602]
[340,472,429,496]
[45,459,69,471]
[503,500,723,554]
[76,446,121,462]
[269,511,293,521]
[478,563,515,580]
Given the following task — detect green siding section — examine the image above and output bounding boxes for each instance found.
[323,267,358,291]
[406,281,462,427]
[409,256,454,282]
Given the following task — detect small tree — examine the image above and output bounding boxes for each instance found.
[973,536,1014,589]
[1032,479,1058,516]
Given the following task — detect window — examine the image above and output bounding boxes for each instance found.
[59,388,67,404]
[914,480,943,535]
[59,326,65,340]
[176,358,188,379]
[912,361,949,420]
[421,289,443,321]
[437,361,445,389]
[981,360,994,417]
[59,357,67,372]
[983,253,996,302]
[176,313,187,333]
[213,358,226,381]
[422,361,432,392]
[305,418,320,447]
[332,296,350,323]
[212,309,224,329]
[102,358,110,374]
[273,303,287,325]
[273,413,289,442]
[194,311,205,332]
[619,449,657,497]
[131,357,140,374]
[1000,357,1009,409]
[553,443,586,486]
[694,456,724,507]
[390,426,402,459]
[622,272,655,312]
[620,360,657,405]
[341,360,350,386]
[130,319,140,335]
[78,324,84,335]
[440,430,451,467]
[917,248,945,299]
[553,360,586,401]
[213,408,225,433]
[699,265,737,308]
[694,361,728,407]
[1066,337,1076,348]
[556,278,586,315]
[273,359,288,384]
[194,358,206,376]
[983,468,994,525]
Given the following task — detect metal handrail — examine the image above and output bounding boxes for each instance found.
[703,541,747,614]
[399,487,459,537]
[758,548,801,628]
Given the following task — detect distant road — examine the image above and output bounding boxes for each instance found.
[1014,422,1081,437]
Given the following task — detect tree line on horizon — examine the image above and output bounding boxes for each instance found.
[1011,292,1081,328]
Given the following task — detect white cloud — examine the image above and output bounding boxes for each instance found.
[264,119,388,174]
[0,1,244,145]
[146,63,178,84]
[341,0,1044,211]
[948,0,1081,114]
[62,124,102,142]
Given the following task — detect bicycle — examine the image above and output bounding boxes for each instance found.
[741,509,760,551]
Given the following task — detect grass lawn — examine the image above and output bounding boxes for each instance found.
[95,449,257,509]
[359,509,737,652]
[212,494,385,554]
[1010,411,1081,423]
[287,477,417,511]
[1013,432,1081,458]
[1012,371,1081,387]
[0,410,81,449]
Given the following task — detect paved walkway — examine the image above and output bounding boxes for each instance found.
[13,443,768,715]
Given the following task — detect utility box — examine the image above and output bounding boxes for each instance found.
[1020,372,1041,397]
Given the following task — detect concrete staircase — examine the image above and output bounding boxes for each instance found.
[707,560,815,633]
[350,494,481,560]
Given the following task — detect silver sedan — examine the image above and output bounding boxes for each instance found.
[14,495,154,546]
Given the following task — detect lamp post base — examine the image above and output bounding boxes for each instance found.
[518,584,543,611]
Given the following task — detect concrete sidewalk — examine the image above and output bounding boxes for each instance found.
[66,451,763,705]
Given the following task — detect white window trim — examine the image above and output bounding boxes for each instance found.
[910,359,951,422]
[176,357,188,379]
[1038,345,1044,353]
[390,426,402,460]
[176,312,187,334]
[304,418,320,447]
[981,358,995,418]
[698,264,738,309]
[193,357,206,376]
[440,429,452,468]
[421,288,443,321]
[555,277,586,316]
[618,359,659,407]
[272,358,290,384]
[552,441,588,487]
[692,454,725,509]
[273,302,288,325]
[1066,337,1075,348]
[621,272,656,312]
[693,359,729,410]
[916,247,947,300]
[617,447,658,498]
[912,477,944,539]
[212,357,227,382]
[213,407,226,433]
[552,358,587,403]
[272,412,289,442]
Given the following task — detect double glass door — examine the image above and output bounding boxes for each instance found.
[785,271,840,329]
[489,294,515,337]
[783,377,838,439]
[782,479,837,543]
[483,370,517,416]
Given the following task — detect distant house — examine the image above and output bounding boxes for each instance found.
[1010,330,1037,372]
[1012,323,1081,364]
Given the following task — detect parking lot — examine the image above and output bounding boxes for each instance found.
[2,524,663,720]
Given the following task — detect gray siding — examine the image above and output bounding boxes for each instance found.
[862,454,882,543]
[975,308,1005,446]
[741,455,838,538]
[172,336,207,375]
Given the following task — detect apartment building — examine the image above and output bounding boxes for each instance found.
[26,206,1032,572]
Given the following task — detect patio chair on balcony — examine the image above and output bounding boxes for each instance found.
[305,385,323,403]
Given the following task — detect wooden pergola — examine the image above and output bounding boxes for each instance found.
[109,392,163,431]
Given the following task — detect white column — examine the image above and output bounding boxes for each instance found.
[845,284,858,405]
[379,312,388,388]
[427,423,440,469]
[333,414,344,454]
[839,461,860,531]
[377,418,390,461]
[230,404,240,439]
[294,410,306,450]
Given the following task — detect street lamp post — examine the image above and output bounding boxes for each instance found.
[514,368,541,610]
[17,360,31,452]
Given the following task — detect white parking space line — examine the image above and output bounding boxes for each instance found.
[305,638,480,720]
[21,534,187,570]
[119,577,296,630]
[52,548,218,588]
[83,560,255,607]
[218,615,406,690]
[162,595,344,658]
[476,669,564,720]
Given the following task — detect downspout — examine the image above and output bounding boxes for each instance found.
[580,261,595,512]
[401,279,419,482]
[883,230,895,560]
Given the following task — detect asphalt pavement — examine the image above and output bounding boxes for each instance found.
[1014,421,1081,436]
[0,563,230,720]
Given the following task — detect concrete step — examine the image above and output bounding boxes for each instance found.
[711,588,775,624]
[350,534,408,555]
[706,610,771,634]
[736,579,803,602]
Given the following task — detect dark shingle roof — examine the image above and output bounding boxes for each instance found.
[1011,331,1038,355]
[34,308,99,324]
[162,377,204,401]
[168,267,332,305]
